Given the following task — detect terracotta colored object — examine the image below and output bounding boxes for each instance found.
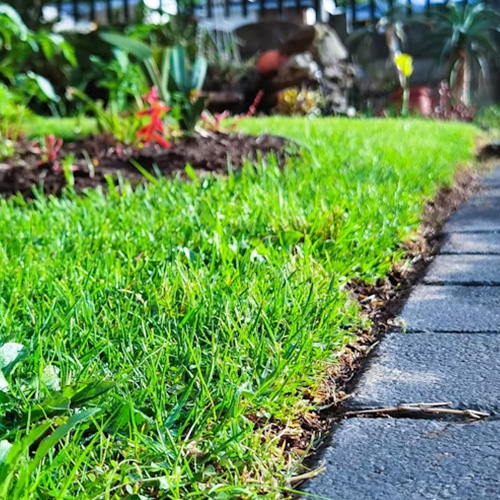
[256,50,288,75]
[390,86,436,116]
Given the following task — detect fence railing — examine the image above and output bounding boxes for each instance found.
[9,0,498,30]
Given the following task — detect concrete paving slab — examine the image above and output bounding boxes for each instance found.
[349,331,500,412]
[468,193,500,207]
[423,254,500,285]
[441,232,500,254]
[483,168,500,188]
[444,205,500,232]
[401,285,500,332]
[475,187,500,198]
[301,418,500,500]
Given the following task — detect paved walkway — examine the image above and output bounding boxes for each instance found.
[302,168,500,500]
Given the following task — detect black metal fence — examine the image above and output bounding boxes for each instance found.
[9,0,500,30]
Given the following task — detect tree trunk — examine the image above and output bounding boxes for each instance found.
[452,49,472,106]
[461,50,472,106]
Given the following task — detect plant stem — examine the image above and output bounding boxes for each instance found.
[402,81,410,117]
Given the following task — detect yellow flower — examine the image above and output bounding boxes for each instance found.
[394,53,413,78]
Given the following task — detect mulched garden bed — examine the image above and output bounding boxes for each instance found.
[0,132,288,199]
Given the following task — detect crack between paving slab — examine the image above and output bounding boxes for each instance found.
[444,230,500,233]
[444,230,500,234]
[440,252,500,256]
[422,281,500,286]
[405,329,500,334]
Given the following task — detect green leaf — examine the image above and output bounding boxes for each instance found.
[0,420,52,493]
[39,34,56,60]
[114,49,129,72]
[170,46,187,93]
[33,409,100,465]
[182,97,206,132]
[0,4,28,39]
[130,159,160,186]
[184,164,198,183]
[281,230,304,246]
[13,409,101,497]
[60,40,77,67]
[190,56,208,92]
[159,48,171,101]
[27,393,72,422]
[25,380,114,422]
[0,372,9,393]
[100,32,153,61]
[107,400,151,432]
[26,71,59,102]
[70,380,115,406]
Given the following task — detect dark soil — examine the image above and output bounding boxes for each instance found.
[0,132,288,199]
[478,141,500,161]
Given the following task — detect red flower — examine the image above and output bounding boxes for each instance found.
[136,86,172,149]
[144,86,159,105]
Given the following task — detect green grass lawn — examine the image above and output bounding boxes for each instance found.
[25,116,97,140]
[0,117,478,499]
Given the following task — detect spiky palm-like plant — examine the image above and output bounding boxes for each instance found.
[427,2,500,105]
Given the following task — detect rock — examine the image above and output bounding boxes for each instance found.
[282,25,316,55]
[283,24,348,65]
[271,52,320,91]
[323,61,357,85]
[244,23,355,115]
[321,61,359,115]
[234,21,299,60]
[206,90,244,114]
[312,24,348,66]
[288,52,321,76]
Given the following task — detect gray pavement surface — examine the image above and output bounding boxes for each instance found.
[401,285,500,332]
[445,205,500,232]
[301,418,500,500]
[349,332,500,413]
[302,167,500,499]
[483,168,500,188]
[469,193,500,207]
[423,254,500,284]
[441,232,500,254]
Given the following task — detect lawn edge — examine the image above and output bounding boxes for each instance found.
[283,159,491,492]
